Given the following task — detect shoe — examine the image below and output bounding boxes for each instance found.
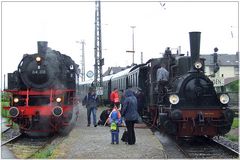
[94,125,97,127]
[116,142,119,144]
[87,124,90,127]
[111,142,114,144]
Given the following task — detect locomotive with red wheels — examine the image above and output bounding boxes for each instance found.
[4,42,79,136]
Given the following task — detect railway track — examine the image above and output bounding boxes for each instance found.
[1,128,58,158]
[175,136,239,159]
[144,118,239,159]
[1,132,22,146]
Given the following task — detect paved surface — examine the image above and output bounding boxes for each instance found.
[50,104,166,159]
[1,146,16,159]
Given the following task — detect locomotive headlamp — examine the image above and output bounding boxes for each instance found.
[194,61,202,69]
[56,97,62,103]
[219,94,230,104]
[13,97,19,103]
[169,94,179,105]
[36,56,42,62]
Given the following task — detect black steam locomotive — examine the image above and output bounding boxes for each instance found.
[4,42,79,136]
[79,32,234,137]
[137,32,234,137]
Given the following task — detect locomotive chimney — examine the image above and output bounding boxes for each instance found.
[189,32,201,67]
[37,41,48,55]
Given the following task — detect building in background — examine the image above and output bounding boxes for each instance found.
[201,52,239,81]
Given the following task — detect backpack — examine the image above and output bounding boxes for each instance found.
[110,122,117,131]
[121,130,128,142]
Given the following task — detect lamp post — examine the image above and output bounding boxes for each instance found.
[126,26,136,65]
[131,26,135,65]
[76,40,85,82]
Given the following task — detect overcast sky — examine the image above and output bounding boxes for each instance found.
[1,1,239,84]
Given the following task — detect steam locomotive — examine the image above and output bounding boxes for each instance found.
[136,32,234,137]
[4,42,79,136]
[80,32,234,137]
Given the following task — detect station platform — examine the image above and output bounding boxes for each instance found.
[49,105,167,159]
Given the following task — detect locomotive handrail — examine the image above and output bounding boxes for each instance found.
[4,89,75,95]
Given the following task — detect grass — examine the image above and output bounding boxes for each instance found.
[225,134,238,142]
[1,101,10,117]
[231,118,239,129]
[224,118,239,142]
[31,146,54,158]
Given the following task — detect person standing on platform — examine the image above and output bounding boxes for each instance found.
[108,105,121,144]
[110,88,120,108]
[121,89,139,145]
[82,87,99,127]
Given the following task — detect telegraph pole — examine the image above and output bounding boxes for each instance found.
[81,41,85,82]
[76,40,86,82]
[94,0,103,87]
[131,26,135,65]
[126,26,136,66]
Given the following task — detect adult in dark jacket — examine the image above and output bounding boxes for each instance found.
[82,87,99,127]
[121,89,139,145]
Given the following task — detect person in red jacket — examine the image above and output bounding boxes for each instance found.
[110,88,120,108]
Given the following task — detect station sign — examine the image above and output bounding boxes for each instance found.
[96,87,103,95]
[209,77,224,87]
[86,71,94,78]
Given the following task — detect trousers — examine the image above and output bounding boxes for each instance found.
[111,130,119,144]
[87,106,97,125]
[125,120,136,145]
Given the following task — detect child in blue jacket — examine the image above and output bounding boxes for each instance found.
[109,106,121,144]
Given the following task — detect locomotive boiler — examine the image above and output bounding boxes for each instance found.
[4,42,79,136]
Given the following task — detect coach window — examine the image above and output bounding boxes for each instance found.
[133,74,135,87]
[135,73,137,87]
[129,76,131,86]
[118,79,120,88]
[137,73,138,86]
[120,79,122,90]
[124,78,126,89]
[132,74,134,87]
[119,79,121,90]
[131,75,133,86]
